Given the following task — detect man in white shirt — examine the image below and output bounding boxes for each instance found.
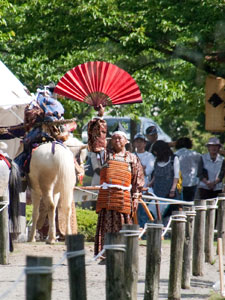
[133,133,155,186]
[198,137,225,200]
[175,137,201,201]
[133,133,155,227]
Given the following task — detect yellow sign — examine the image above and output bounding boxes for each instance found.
[205,75,225,132]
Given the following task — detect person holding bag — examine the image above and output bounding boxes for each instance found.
[149,140,181,221]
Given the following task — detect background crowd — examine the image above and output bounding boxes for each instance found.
[87,124,225,227]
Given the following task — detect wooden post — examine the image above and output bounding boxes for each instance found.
[121,224,139,300]
[205,199,216,263]
[66,234,87,300]
[0,195,9,265]
[182,207,195,289]
[144,223,163,300]
[105,232,126,300]
[26,256,52,300]
[217,194,225,254]
[218,238,225,297]
[168,212,186,300]
[192,199,206,276]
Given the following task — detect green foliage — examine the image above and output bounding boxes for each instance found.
[179,120,211,153]
[26,204,33,225]
[208,292,225,300]
[0,0,15,43]
[76,206,98,242]
[26,204,97,241]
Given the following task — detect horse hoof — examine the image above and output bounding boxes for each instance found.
[28,238,36,243]
[46,239,55,245]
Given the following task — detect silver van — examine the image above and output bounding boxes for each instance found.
[81,116,171,143]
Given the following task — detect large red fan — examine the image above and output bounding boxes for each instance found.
[54,61,142,109]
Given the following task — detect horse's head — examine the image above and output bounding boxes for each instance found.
[64,136,87,163]
[64,136,87,185]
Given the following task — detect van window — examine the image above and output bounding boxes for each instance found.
[106,118,130,136]
[81,116,171,143]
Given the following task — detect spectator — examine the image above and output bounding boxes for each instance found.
[198,137,225,200]
[145,125,176,152]
[145,125,158,152]
[149,140,180,220]
[175,137,201,202]
[133,133,155,227]
[133,133,155,186]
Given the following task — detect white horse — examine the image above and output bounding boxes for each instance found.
[64,135,87,183]
[64,134,87,164]
[28,142,76,244]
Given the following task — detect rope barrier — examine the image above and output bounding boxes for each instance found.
[92,244,126,261]
[205,197,219,202]
[25,266,53,274]
[195,205,207,211]
[104,244,126,252]
[139,223,148,239]
[0,269,25,300]
[92,249,105,261]
[171,214,187,222]
[119,229,140,237]
[207,205,218,210]
[66,249,86,259]
[0,199,9,213]
[162,217,173,238]
[0,203,9,212]
[0,249,86,300]
[142,194,194,206]
[161,214,187,237]
[1,188,224,299]
[185,211,196,217]
[215,197,219,207]
[74,186,98,196]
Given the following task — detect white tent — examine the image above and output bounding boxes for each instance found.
[0,61,33,158]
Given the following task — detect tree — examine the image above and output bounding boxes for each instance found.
[1,0,225,142]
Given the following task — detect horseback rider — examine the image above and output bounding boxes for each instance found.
[0,84,76,177]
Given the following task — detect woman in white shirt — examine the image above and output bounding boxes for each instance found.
[149,140,180,218]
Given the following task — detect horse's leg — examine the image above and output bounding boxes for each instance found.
[29,190,41,242]
[66,198,72,235]
[65,190,75,235]
[59,190,73,235]
[44,192,57,244]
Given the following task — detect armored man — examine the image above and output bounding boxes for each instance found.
[88,105,144,257]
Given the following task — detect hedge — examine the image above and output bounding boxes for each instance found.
[26,204,98,242]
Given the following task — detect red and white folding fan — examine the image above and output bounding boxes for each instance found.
[54,61,142,109]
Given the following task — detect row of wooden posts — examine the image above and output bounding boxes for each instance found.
[18,196,225,300]
[1,195,225,299]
